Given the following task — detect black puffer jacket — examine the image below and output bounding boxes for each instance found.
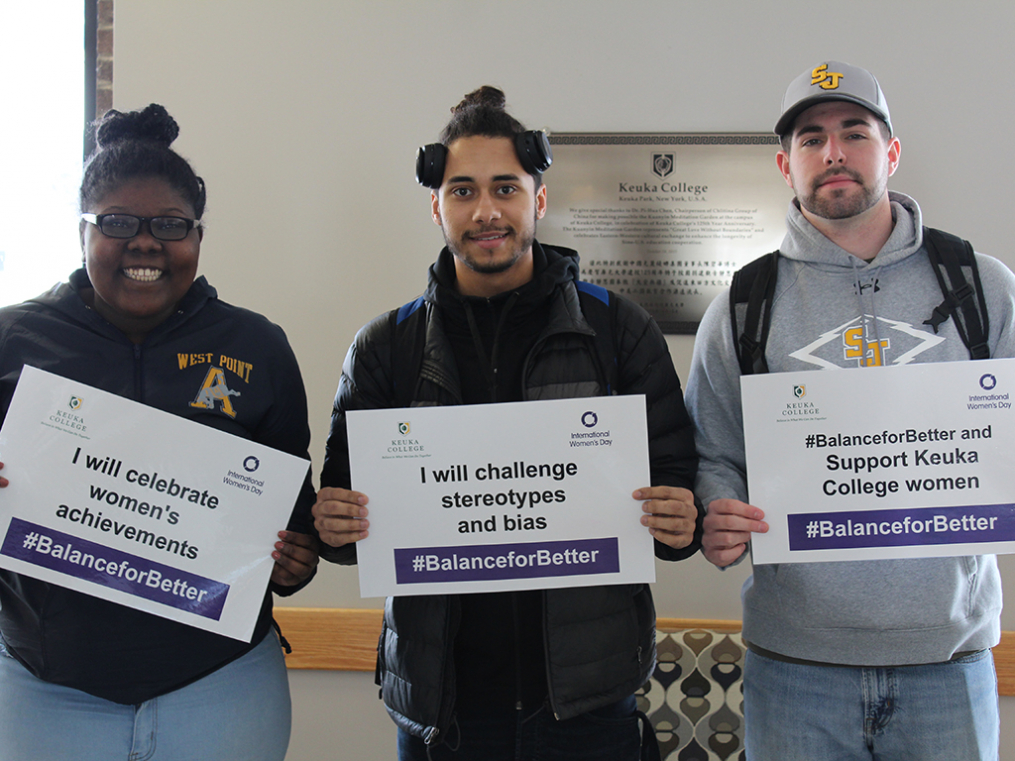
[321,243,699,744]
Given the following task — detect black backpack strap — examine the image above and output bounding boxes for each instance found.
[729,251,780,375]
[391,296,428,406]
[576,281,619,394]
[921,227,990,360]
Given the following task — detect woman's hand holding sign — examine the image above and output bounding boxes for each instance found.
[270,531,320,586]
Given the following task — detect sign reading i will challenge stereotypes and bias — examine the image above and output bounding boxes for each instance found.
[0,366,310,641]
[346,396,655,598]
[743,359,1015,565]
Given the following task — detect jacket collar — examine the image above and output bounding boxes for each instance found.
[31,268,217,343]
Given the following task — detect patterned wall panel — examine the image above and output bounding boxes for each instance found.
[638,629,746,761]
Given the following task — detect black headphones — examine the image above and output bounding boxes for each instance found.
[415,130,553,188]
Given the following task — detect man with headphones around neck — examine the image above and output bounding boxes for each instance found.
[312,86,702,760]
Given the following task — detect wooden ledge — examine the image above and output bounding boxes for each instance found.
[274,607,1015,696]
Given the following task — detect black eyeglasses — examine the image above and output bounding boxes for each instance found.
[81,213,201,241]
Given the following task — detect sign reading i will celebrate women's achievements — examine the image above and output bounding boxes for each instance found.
[0,366,310,641]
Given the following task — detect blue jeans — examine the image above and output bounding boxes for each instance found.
[743,648,999,761]
[0,630,291,761]
[397,695,646,761]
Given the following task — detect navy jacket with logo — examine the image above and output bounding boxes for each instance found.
[0,269,315,703]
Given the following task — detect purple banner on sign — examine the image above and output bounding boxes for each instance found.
[787,503,1015,552]
[1,517,229,620]
[394,538,620,584]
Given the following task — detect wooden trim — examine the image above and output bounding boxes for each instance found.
[274,607,1015,696]
[275,608,382,671]
[656,617,743,633]
[996,630,1015,696]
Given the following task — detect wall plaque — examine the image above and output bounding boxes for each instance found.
[541,134,793,333]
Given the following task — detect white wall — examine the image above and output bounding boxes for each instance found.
[113,2,1015,758]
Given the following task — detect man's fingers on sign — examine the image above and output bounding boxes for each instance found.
[635,485,697,549]
[701,499,767,567]
[312,487,370,547]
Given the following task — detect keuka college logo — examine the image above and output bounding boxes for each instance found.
[784,383,819,418]
[69,396,83,410]
[652,153,674,178]
[389,421,423,455]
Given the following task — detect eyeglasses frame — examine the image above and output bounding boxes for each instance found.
[80,213,202,241]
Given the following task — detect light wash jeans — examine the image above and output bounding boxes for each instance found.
[0,630,291,761]
[744,647,999,761]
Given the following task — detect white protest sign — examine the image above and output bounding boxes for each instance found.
[743,358,1015,564]
[347,395,654,597]
[0,366,310,641]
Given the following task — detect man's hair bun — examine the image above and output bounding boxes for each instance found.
[452,86,507,115]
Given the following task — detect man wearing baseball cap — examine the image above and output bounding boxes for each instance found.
[686,61,1013,759]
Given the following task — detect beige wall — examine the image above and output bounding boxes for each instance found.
[112,2,1015,758]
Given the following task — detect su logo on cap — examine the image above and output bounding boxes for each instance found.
[811,63,844,90]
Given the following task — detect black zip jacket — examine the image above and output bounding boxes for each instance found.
[320,243,700,745]
[0,270,315,703]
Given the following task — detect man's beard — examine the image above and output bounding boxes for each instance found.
[798,167,885,220]
[444,218,537,275]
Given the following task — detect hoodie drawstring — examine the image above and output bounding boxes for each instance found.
[850,256,885,366]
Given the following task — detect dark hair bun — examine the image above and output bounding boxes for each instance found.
[452,86,506,114]
[95,104,179,149]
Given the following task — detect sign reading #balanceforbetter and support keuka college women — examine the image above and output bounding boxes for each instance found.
[744,359,1015,564]
[540,134,793,333]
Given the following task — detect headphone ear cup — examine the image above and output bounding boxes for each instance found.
[415,143,447,188]
[514,131,553,175]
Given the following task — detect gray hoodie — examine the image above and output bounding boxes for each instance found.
[686,192,1015,665]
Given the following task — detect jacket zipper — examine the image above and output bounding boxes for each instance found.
[426,602,459,746]
[133,343,143,401]
[540,589,560,719]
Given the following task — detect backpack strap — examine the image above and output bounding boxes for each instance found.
[391,296,427,406]
[729,251,780,375]
[921,227,990,360]
[576,281,619,395]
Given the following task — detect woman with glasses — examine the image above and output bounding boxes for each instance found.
[0,104,318,760]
